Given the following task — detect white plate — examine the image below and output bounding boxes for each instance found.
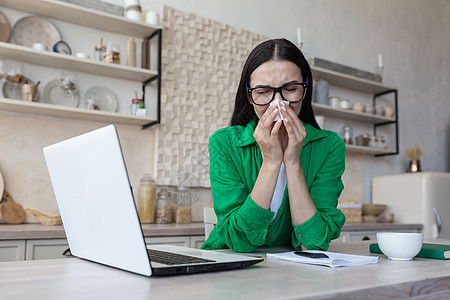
[43,79,79,107]
[2,79,40,101]
[83,86,118,112]
[12,16,61,49]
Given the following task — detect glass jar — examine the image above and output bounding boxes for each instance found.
[155,188,173,224]
[341,124,354,145]
[174,186,192,224]
[138,174,155,223]
[93,43,106,62]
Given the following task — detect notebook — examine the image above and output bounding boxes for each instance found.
[43,124,263,276]
[267,250,378,268]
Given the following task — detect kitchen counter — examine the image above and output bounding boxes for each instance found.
[0,239,449,299]
[0,222,422,240]
[0,223,205,240]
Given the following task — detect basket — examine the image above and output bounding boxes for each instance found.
[337,201,362,223]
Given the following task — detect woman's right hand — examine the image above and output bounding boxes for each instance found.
[253,105,283,164]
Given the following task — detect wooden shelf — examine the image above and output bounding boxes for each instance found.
[346,144,396,155]
[0,42,157,82]
[0,97,156,127]
[312,103,395,124]
[311,66,396,94]
[0,0,161,38]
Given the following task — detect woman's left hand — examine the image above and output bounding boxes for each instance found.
[280,102,306,164]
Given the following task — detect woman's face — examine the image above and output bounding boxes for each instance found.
[248,59,304,119]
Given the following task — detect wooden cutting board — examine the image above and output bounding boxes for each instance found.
[0,191,26,224]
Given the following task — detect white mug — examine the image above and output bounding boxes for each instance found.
[145,11,159,25]
[32,43,47,51]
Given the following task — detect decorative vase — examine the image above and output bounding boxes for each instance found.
[408,160,421,173]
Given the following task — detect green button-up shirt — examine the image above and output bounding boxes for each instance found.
[201,118,346,252]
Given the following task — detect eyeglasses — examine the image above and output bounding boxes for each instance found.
[246,82,307,106]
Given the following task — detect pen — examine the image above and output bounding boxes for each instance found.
[294,251,329,259]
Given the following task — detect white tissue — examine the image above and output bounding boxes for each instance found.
[269,98,289,122]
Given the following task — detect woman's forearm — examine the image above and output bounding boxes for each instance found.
[250,160,281,210]
[285,162,316,226]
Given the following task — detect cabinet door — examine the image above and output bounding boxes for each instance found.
[0,240,26,261]
[190,236,205,249]
[144,236,190,247]
[25,239,70,260]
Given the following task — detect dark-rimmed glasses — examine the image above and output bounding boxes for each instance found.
[246,82,307,106]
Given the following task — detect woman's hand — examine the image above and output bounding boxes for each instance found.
[253,104,283,164]
[280,102,306,165]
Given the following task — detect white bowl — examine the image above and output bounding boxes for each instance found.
[376,232,423,261]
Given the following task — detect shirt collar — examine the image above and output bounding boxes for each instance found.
[236,118,328,147]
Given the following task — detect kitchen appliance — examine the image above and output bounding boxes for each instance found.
[373,172,450,239]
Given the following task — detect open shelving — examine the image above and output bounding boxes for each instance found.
[0,0,162,128]
[310,66,398,156]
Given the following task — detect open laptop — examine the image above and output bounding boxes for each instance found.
[43,124,263,276]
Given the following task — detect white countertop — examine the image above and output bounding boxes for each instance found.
[0,240,448,299]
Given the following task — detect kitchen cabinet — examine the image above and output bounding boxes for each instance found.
[25,238,70,260]
[0,240,25,261]
[333,224,422,242]
[0,0,162,129]
[311,66,398,156]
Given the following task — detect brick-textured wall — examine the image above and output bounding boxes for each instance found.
[158,6,267,186]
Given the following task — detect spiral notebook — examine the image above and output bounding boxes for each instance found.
[267,250,378,268]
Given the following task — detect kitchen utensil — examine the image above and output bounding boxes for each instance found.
[355,134,371,147]
[314,79,329,105]
[376,232,423,261]
[365,105,375,114]
[43,79,80,107]
[384,107,394,118]
[328,96,340,108]
[375,106,385,116]
[83,86,118,112]
[0,191,26,224]
[12,16,61,50]
[339,98,351,110]
[0,10,11,42]
[3,79,40,101]
[362,203,387,216]
[23,206,62,226]
[32,42,47,51]
[352,102,364,113]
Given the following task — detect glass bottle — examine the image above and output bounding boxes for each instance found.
[93,43,106,62]
[155,188,173,224]
[138,174,155,223]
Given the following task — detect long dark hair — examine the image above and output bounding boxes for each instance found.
[230,38,320,129]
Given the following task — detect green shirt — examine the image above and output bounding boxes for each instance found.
[201,118,346,252]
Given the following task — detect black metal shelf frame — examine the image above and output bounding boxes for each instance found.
[373,89,399,156]
[141,29,162,129]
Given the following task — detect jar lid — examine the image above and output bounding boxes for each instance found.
[140,173,154,183]
[157,188,170,199]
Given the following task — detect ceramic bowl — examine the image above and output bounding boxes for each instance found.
[376,232,423,261]
[362,203,387,216]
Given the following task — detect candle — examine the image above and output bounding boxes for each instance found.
[378,54,383,68]
[297,27,302,46]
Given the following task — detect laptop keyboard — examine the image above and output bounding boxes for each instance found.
[147,249,216,265]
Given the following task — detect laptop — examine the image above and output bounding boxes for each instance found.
[43,124,263,276]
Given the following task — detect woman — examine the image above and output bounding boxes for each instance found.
[201,38,346,252]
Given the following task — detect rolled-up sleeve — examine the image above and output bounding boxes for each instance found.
[291,135,346,250]
[206,130,274,252]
